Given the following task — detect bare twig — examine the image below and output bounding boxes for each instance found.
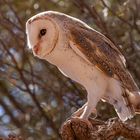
[100,0,140,34]
[0,97,22,128]
[74,0,109,35]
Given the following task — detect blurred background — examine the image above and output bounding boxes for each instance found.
[0,0,140,139]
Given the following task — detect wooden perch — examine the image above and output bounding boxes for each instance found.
[60,117,140,140]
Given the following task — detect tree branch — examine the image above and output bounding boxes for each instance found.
[60,117,140,140]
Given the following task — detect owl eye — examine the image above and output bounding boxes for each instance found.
[39,29,47,37]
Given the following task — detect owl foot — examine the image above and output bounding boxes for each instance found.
[71,109,84,118]
[71,103,87,118]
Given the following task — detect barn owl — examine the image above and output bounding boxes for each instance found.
[26,11,140,121]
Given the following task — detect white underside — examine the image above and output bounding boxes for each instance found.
[41,37,133,121]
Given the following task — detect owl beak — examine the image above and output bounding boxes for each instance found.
[33,44,40,55]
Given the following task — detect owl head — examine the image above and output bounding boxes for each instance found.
[26,11,59,59]
[26,11,87,59]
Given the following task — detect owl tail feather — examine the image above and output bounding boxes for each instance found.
[113,89,136,121]
[113,99,134,121]
[129,91,140,114]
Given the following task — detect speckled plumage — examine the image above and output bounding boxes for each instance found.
[26,11,140,121]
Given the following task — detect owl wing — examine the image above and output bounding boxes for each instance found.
[69,25,138,92]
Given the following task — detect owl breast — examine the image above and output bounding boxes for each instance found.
[45,43,108,90]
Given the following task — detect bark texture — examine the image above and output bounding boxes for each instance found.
[60,117,140,140]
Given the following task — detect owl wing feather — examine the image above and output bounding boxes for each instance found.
[69,26,139,92]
